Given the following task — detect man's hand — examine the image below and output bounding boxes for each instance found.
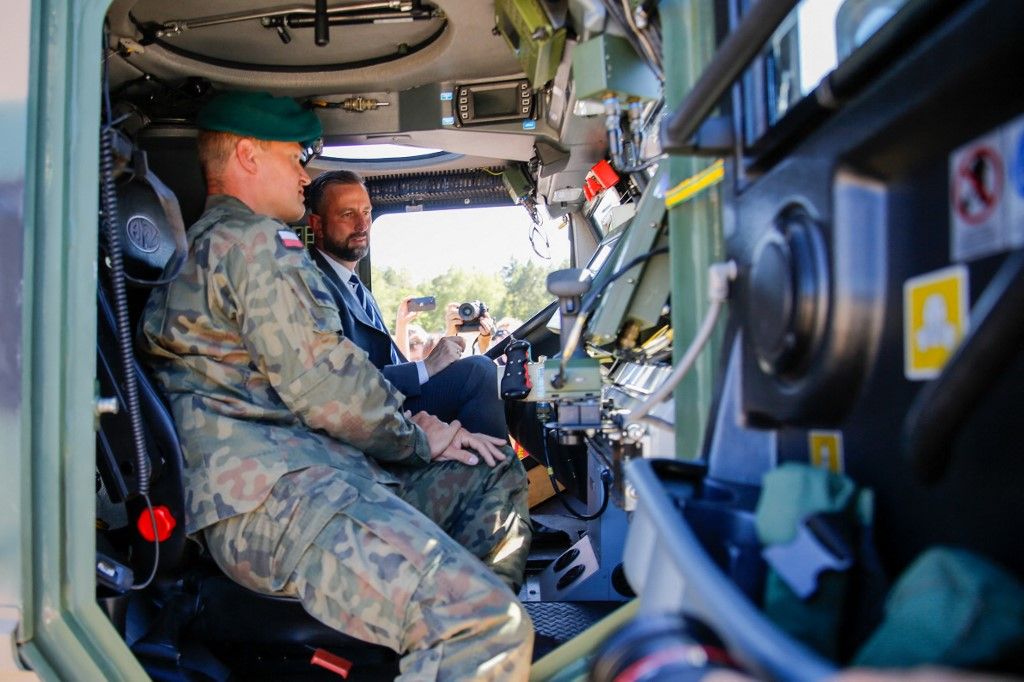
[475,312,497,353]
[394,296,422,359]
[406,411,508,467]
[396,296,422,327]
[408,410,460,458]
[444,302,462,338]
[422,335,465,377]
[436,428,507,467]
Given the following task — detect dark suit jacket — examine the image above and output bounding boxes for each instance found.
[310,248,422,397]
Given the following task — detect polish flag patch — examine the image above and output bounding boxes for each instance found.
[277,229,304,249]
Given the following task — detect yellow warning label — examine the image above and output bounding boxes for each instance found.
[903,265,969,380]
[809,431,844,474]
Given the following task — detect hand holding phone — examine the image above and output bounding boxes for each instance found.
[407,296,437,312]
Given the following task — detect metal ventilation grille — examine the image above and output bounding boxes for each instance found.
[368,167,514,213]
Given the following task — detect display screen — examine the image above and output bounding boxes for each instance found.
[473,87,519,118]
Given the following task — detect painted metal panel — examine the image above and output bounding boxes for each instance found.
[661,0,727,460]
[0,0,31,672]
[16,0,149,678]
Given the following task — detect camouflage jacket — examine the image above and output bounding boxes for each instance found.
[139,195,430,534]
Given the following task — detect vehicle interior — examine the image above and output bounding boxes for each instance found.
[83,0,1024,680]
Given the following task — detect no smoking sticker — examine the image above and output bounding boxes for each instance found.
[954,146,1003,224]
[950,134,1005,261]
[904,265,969,380]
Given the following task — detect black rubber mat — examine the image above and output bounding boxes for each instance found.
[523,601,623,660]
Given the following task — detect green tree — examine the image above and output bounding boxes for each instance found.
[497,257,565,322]
[421,267,507,333]
[370,266,418,334]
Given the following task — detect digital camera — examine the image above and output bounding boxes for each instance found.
[458,300,488,331]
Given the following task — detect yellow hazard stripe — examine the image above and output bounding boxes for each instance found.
[664,159,725,209]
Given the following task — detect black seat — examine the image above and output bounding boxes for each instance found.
[95,153,399,680]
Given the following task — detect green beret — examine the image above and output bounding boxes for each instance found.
[197,91,322,148]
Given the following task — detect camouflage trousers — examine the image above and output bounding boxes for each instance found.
[204,453,533,681]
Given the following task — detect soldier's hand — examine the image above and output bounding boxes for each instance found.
[438,428,507,467]
[422,335,465,377]
[408,410,460,458]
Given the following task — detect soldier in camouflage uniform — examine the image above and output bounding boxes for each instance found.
[138,91,533,680]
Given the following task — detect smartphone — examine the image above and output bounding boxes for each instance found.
[407,296,437,312]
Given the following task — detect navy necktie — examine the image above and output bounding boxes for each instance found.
[348,273,379,326]
[349,273,400,364]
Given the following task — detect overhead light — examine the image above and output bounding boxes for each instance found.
[320,144,446,161]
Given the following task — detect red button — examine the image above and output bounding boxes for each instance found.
[136,505,176,542]
[590,159,620,191]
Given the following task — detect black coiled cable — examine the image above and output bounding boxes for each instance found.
[99,125,151,495]
[541,427,611,521]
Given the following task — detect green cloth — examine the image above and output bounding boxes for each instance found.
[855,547,1024,668]
[755,463,859,544]
[197,90,322,147]
[755,463,867,659]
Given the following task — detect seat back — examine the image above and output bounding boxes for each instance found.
[96,149,190,583]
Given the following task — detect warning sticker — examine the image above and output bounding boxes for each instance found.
[1003,114,1024,250]
[903,265,969,380]
[809,431,844,474]
[950,134,1005,261]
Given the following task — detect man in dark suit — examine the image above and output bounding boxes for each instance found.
[306,170,508,439]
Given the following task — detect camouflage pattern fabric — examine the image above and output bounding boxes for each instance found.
[206,464,533,680]
[139,195,431,533]
[139,195,533,678]
[392,455,532,591]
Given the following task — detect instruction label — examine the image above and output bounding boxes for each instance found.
[809,431,844,474]
[903,265,969,380]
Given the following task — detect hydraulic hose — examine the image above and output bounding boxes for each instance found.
[100,126,151,495]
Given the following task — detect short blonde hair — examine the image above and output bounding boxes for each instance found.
[196,130,269,180]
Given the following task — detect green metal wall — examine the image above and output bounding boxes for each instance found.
[662,0,727,461]
[16,0,149,678]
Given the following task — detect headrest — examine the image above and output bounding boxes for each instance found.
[114,152,187,286]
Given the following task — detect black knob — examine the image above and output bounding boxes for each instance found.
[746,206,828,379]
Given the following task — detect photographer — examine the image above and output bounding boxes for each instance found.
[445,300,499,354]
[305,170,511,440]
